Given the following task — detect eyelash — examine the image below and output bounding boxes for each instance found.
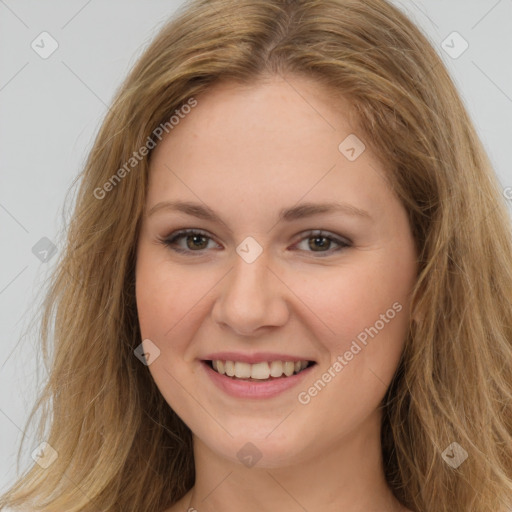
[159,228,351,257]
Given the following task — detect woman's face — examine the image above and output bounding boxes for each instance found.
[135,76,417,467]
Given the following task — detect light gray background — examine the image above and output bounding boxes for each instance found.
[1,0,511,497]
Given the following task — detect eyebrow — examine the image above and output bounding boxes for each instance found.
[146,200,372,225]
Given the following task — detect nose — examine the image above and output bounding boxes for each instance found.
[211,250,290,336]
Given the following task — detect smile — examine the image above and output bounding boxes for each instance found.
[209,359,313,380]
[201,359,317,399]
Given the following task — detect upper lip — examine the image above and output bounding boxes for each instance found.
[202,352,316,364]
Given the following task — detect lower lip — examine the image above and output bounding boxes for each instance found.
[200,360,315,399]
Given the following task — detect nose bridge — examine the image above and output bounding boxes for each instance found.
[230,232,273,287]
[228,248,272,306]
[212,246,288,334]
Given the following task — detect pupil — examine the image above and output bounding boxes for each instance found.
[310,236,328,251]
[188,235,207,250]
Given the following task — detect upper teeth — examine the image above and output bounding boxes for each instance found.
[212,360,309,379]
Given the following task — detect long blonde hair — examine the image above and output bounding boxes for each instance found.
[1,1,511,511]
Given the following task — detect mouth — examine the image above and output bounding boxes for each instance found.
[203,359,317,382]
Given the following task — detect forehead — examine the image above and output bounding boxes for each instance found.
[155,76,357,153]
[146,77,391,221]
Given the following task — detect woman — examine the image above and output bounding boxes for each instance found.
[1,0,511,511]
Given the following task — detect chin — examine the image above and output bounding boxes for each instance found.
[200,425,312,469]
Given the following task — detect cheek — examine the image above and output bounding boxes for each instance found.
[134,246,205,414]
[290,260,412,435]
[135,245,219,362]
[292,254,413,362]
[135,244,189,351]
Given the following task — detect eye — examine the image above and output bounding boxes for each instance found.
[292,230,351,256]
[160,229,219,255]
[159,229,351,256]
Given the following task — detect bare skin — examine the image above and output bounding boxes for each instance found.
[136,75,417,512]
